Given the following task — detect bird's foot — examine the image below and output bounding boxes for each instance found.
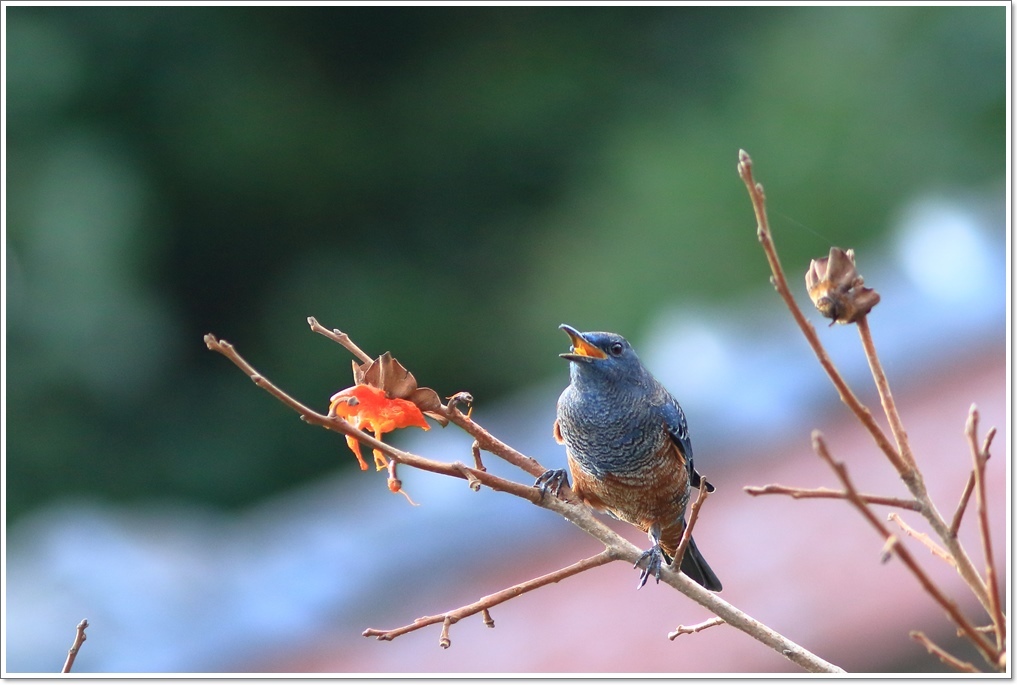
[534,469,570,500]
[634,544,671,589]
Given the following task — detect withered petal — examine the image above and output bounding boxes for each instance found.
[410,387,449,426]
[353,352,419,398]
[348,351,448,425]
[406,386,439,410]
[825,247,859,290]
[805,257,828,291]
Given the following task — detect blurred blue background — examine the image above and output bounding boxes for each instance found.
[4,4,1007,674]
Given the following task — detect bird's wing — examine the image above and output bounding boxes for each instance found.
[659,397,715,493]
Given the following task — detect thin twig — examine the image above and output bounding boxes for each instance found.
[669,617,725,641]
[964,406,1005,654]
[672,479,710,572]
[948,471,977,538]
[856,316,917,470]
[61,619,89,673]
[744,484,920,511]
[452,461,483,491]
[363,550,616,647]
[307,316,374,364]
[886,513,954,567]
[857,316,993,614]
[910,631,980,673]
[439,400,549,481]
[811,432,1000,669]
[470,440,486,472]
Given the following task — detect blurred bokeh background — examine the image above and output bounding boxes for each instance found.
[4,4,1007,674]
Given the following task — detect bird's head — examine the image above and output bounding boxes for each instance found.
[559,324,645,385]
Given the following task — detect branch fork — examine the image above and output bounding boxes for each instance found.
[738,149,1005,672]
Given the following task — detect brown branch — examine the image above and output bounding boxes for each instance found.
[948,471,977,538]
[307,316,374,364]
[951,421,997,539]
[470,440,486,472]
[61,619,89,673]
[439,401,549,481]
[811,432,1000,669]
[668,617,725,641]
[203,334,540,503]
[856,316,917,469]
[452,461,483,492]
[738,149,991,617]
[363,550,616,647]
[886,513,954,567]
[857,321,991,614]
[206,329,844,673]
[672,479,710,571]
[965,406,1005,654]
[910,631,980,673]
[737,151,910,477]
[744,484,920,511]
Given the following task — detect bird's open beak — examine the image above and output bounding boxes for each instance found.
[559,324,606,361]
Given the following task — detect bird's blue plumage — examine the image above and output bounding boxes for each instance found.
[541,324,722,591]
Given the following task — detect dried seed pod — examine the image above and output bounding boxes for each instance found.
[805,247,881,324]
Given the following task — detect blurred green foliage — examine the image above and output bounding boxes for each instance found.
[6,6,1004,523]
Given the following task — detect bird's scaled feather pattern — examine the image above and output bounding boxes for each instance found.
[551,325,722,591]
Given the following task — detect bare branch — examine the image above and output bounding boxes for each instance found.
[856,316,917,470]
[964,406,1006,653]
[669,617,725,641]
[738,150,991,617]
[948,470,977,538]
[910,631,980,673]
[672,478,711,571]
[951,423,997,537]
[811,432,1001,669]
[452,461,483,492]
[470,440,486,472]
[440,401,549,481]
[887,512,954,567]
[307,316,374,364]
[61,619,89,674]
[737,150,910,477]
[204,334,540,503]
[363,550,616,647]
[744,484,920,511]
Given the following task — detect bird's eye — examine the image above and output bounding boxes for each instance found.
[609,342,624,356]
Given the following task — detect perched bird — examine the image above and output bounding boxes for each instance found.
[537,324,722,591]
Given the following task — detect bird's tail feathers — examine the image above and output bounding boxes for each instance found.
[677,536,723,592]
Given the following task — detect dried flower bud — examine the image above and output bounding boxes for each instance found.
[351,352,448,426]
[805,247,881,324]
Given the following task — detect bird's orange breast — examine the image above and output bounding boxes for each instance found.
[567,438,690,553]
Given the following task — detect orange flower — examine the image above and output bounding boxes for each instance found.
[329,383,430,471]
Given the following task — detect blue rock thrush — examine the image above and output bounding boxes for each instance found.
[536,324,722,591]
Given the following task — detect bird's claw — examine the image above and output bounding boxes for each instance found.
[534,469,569,500]
[634,545,670,589]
